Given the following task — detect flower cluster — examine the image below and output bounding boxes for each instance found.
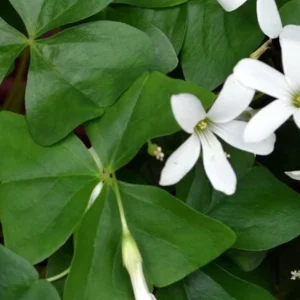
[291,270,300,280]
[160,1,300,196]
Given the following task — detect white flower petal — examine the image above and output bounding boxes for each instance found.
[244,99,296,143]
[171,94,206,134]
[159,133,200,186]
[280,25,300,91]
[234,58,291,101]
[257,0,282,39]
[293,109,300,129]
[131,264,156,300]
[285,170,300,180]
[207,75,255,123]
[211,120,275,155]
[199,130,237,195]
[217,0,247,11]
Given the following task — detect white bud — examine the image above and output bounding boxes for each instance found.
[86,182,103,210]
[122,233,156,300]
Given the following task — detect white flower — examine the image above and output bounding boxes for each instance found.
[234,25,300,143]
[217,0,282,39]
[159,75,275,195]
[122,233,156,300]
[285,171,300,180]
[291,270,300,280]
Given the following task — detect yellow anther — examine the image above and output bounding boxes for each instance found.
[197,120,208,130]
[297,96,300,103]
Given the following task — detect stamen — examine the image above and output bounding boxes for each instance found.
[197,120,208,130]
[225,152,231,159]
[293,94,300,107]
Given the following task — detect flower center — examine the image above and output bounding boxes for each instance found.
[293,94,300,107]
[196,120,208,130]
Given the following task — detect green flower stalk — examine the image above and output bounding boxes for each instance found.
[112,173,156,300]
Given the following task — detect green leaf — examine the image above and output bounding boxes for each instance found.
[227,249,268,272]
[156,270,234,300]
[113,0,188,8]
[203,264,275,300]
[19,281,61,300]
[0,245,60,300]
[9,0,112,37]
[143,25,178,73]
[65,181,235,299]
[64,184,132,300]
[176,146,254,213]
[280,0,300,26]
[27,21,154,145]
[178,155,300,251]
[99,8,178,73]
[216,257,274,293]
[0,112,99,263]
[0,17,26,84]
[208,166,300,250]
[101,5,187,54]
[182,0,263,90]
[157,264,275,300]
[86,72,215,172]
[119,182,236,286]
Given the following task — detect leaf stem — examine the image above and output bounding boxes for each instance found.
[47,268,70,282]
[89,147,103,173]
[2,46,30,112]
[112,173,129,235]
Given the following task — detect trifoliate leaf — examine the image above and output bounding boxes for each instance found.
[27,21,154,145]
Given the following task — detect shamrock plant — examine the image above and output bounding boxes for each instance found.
[1,0,300,299]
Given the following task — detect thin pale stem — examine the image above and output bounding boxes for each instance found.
[250,39,272,59]
[112,173,129,235]
[47,268,70,282]
[89,147,103,173]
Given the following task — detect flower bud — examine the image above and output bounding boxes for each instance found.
[148,142,165,162]
[122,233,156,300]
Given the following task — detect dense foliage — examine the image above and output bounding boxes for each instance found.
[1,0,300,299]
